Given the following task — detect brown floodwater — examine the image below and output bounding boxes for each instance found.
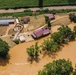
[0,23,76,75]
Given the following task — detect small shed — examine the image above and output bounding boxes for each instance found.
[21,17,30,24]
[15,19,20,24]
[45,14,55,20]
[19,36,25,42]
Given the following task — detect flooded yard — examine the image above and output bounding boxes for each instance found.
[0,23,76,75]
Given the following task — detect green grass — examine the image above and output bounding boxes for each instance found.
[0,0,76,9]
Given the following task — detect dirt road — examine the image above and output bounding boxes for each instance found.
[0,6,76,13]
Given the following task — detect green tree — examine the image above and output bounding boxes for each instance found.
[73,26,76,34]
[69,13,76,23]
[50,40,60,52]
[34,42,39,59]
[73,16,76,23]
[47,20,51,29]
[73,26,76,38]
[41,39,51,51]
[58,25,74,41]
[41,39,60,52]
[0,39,9,58]
[69,13,75,22]
[38,59,73,75]
[73,69,76,75]
[58,25,71,38]
[27,42,39,60]
[27,45,34,59]
[45,16,49,23]
[51,32,64,44]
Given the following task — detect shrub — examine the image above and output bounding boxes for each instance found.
[69,13,76,23]
[14,39,19,44]
[73,69,76,75]
[45,16,49,23]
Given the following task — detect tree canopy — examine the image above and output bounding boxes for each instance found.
[41,39,60,52]
[69,13,76,23]
[73,69,76,75]
[27,42,39,60]
[0,39,9,58]
[38,59,73,75]
[51,32,64,44]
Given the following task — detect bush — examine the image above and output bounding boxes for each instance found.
[69,13,76,23]
[45,16,49,23]
[14,39,19,44]
[73,69,76,75]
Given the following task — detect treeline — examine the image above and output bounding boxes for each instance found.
[0,0,76,9]
[0,9,76,17]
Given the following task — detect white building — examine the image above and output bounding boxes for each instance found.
[15,19,20,25]
[19,36,25,42]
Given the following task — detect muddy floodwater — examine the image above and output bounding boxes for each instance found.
[0,23,76,75]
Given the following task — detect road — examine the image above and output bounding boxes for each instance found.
[0,6,76,13]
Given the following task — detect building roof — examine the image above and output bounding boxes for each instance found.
[43,28,50,35]
[19,36,25,42]
[0,18,14,20]
[0,22,9,25]
[7,19,14,23]
[32,28,50,38]
[0,18,14,25]
[0,18,14,22]
[45,14,54,19]
[16,19,20,24]
[33,28,43,37]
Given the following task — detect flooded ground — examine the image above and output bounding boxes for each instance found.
[0,23,76,75]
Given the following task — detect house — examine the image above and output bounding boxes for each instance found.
[45,14,55,20]
[32,28,50,39]
[0,18,15,26]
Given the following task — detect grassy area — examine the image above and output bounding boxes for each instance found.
[0,9,76,17]
[0,0,76,9]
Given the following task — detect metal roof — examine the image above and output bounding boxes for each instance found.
[0,21,9,25]
[0,18,14,20]
[32,28,50,38]
[0,18,14,25]
[45,14,54,19]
